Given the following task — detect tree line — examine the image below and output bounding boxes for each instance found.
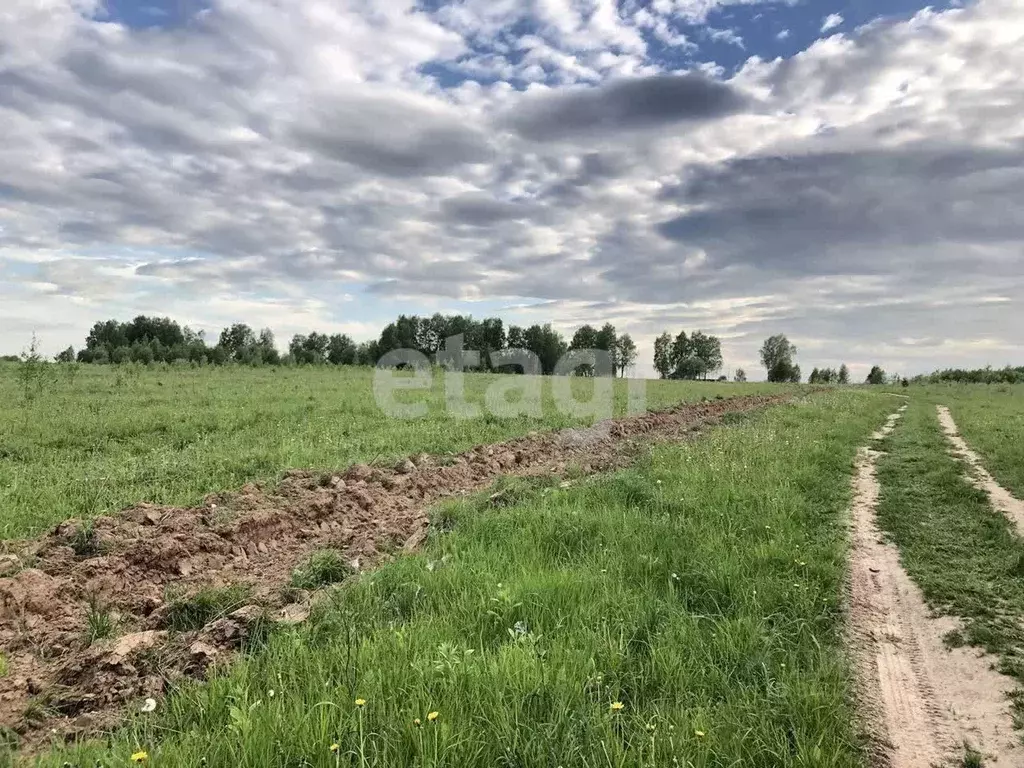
[60,314,639,376]
[912,366,1024,385]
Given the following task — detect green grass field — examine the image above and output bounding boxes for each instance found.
[0,363,786,539]
[9,367,1024,767]
[918,384,1024,499]
[874,391,1024,728]
[41,390,894,768]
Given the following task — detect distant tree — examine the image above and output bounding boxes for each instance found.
[673,355,708,380]
[356,340,381,366]
[290,332,331,365]
[671,331,690,373]
[55,346,75,363]
[570,325,599,351]
[866,365,886,385]
[614,334,637,377]
[734,368,747,383]
[838,363,850,384]
[569,325,600,375]
[524,324,568,375]
[595,323,618,375]
[809,367,821,384]
[378,315,421,356]
[768,360,801,383]
[327,334,357,365]
[478,317,506,370]
[653,332,673,379]
[761,334,798,382]
[507,325,526,351]
[687,331,723,380]
[218,324,257,362]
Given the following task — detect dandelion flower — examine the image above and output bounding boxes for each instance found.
[695,730,706,738]
[427,711,439,722]
[130,751,148,763]
[330,743,340,754]
[141,698,157,713]
[355,698,366,707]
[413,718,422,727]
[610,701,624,713]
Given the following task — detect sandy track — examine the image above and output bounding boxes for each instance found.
[849,405,1023,767]
[937,405,1024,536]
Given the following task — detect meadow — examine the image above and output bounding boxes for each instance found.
[6,364,1024,767]
[0,363,784,539]
[42,389,895,768]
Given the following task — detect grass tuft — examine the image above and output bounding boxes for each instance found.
[289,550,353,591]
[85,598,116,644]
[163,585,253,632]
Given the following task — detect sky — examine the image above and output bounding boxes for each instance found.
[1,0,1022,380]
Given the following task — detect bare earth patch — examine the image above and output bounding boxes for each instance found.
[0,393,784,748]
[937,405,1024,536]
[849,405,1024,767]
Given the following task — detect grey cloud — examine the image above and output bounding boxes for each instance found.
[293,96,493,178]
[506,73,751,141]
[657,145,1024,272]
[438,194,543,226]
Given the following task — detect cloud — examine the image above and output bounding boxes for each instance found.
[1,0,1023,380]
[820,13,843,33]
[504,73,752,141]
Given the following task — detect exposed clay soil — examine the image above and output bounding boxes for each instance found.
[936,405,1024,536]
[0,393,785,749]
[848,405,1024,767]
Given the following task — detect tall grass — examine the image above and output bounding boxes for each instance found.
[40,391,893,767]
[0,363,789,539]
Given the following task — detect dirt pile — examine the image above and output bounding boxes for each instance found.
[0,393,786,747]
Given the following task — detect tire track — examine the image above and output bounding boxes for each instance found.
[937,405,1024,536]
[849,404,1023,766]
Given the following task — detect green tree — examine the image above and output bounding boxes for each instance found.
[838,363,850,384]
[614,334,637,377]
[734,368,747,383]
[507,325,526,350]
[653,332,673,379]
[866,365,886,385]
[218,324,257,361]
[55,346,75,363]
[327,334,357,365]
[688,331,723,380]
[809,367,821,384]
[671,331,690,373]
[761,334,798,382]
[524,324,568,375]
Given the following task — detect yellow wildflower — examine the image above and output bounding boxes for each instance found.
[130,751,148,764]
[610,701,624,713]
[413,718,422,727]
[355,698,366,707]
[695,730,706,738]
[427,711,439,722]
[330,743,340,754]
